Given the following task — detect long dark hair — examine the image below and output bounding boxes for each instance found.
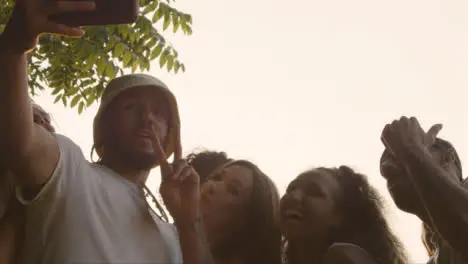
[206,160,282,264]
[235,160,282,264]
[285,166,408,264]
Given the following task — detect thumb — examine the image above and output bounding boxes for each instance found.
[425,123,443,144]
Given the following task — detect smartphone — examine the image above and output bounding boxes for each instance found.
[49,0,139,27]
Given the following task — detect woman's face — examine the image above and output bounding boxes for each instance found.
[280,169,342,240]
[200,164,254,247]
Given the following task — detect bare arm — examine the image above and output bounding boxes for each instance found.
[404,149,468,260]
[0,26,59,192]
[175,217,215,264]
[0,199,25,264]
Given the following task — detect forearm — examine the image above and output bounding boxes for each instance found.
[0,30,35,158]
[175,216,215,264]
[0,201,24,264]
[404,149,468,257]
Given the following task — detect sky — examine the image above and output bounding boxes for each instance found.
[33,0,468,262]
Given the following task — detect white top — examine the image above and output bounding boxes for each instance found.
[17,134,182,264]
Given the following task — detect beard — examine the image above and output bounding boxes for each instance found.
[119,149,157,171]
[105,140,158,171]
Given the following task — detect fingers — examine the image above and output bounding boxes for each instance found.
[427,123,443,138]
[173,123,182,161]
[53,1,96,13]
[172,160,188,181]
[169,160,198,183]
[45,23,85,37]
[152,135,171,175]
[179,167,198,184]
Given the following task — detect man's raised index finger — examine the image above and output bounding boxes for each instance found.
[173,122,182,161]
[152,134,171,174]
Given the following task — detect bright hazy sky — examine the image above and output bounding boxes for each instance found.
[33,0,468,262]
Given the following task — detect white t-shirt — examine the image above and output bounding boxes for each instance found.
[17,134,182,264]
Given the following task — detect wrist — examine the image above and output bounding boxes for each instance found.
[175,215,203,229]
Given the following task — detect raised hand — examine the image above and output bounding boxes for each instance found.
[381,116,442,164]
[4,0,96,52]
[155,125,201,222]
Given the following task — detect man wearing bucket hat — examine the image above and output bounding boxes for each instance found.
[0,1,183,263]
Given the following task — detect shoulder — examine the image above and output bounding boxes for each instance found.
[324,243,377,264]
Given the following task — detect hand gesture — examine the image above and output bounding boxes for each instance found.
[154,125,201,222]
[381,116,442,164]
[4,0,96,52]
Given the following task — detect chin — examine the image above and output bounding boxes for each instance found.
[122,150,158,170]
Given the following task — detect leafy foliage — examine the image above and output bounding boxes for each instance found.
[0,0,192,113]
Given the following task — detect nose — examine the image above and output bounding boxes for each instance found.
[201,180,217,200]
[289,189,304,203]
[135,105,159,129]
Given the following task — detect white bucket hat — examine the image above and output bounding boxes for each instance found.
[93,74,180,159]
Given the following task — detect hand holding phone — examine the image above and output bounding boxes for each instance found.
[49,0,139,27]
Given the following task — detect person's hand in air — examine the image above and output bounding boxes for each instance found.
[3,0,96,52]
[381,116,442,165]
[155,125,201,223]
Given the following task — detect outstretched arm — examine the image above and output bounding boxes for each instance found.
[404,150,468,260]
[0,1,94,193]
[0,22,59,193]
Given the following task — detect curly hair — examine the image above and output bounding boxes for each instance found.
[285,166,408,264]
[186,150,233,182]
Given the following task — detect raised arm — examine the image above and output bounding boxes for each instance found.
[381,117,468,260]
[404,151,468,260]
[155,128,215,264]
[0,0,94,192]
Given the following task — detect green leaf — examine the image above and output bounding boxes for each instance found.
[86,95,95,107]
[159,50,169,68]
[150,44,164,60]
[132,60,139,73]
[172,13,180,33]
[97,57,106,75]
[142,0,158,14]
[152,6,164,23]
[105,63,117,79]
[166,55,174,72]
[174,61,180,73]
[163,10,171,31]
[78,101,85,114]
[114,43,125,57]
[53,95,62,104]
[184,14,193,24]
[70,95,81,107]
[61,96,68,107]
[123,52,132,67]
[51,87,61,95]
[20,0,191,113]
